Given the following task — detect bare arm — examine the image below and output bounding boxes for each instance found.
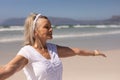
[57,45,106,58]
[0,55,28,80]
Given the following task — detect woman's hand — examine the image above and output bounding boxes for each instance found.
[94,50,107,57]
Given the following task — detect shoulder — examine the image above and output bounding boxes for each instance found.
[47,43,67,51]
[47,43,56,46]
[19,45,33,53]
[17,45,32,60]
[47,43,57,49]
[21,45,31,50]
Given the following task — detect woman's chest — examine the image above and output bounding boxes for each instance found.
[31,59,63,76]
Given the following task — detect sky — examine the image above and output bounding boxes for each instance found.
[0,0,120,22]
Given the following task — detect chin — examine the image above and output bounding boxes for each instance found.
[48,36,53,39]
[50,37,53,39]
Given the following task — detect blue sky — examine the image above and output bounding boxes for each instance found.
[0,0,120,22]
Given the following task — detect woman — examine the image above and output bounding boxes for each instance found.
[0,13,106,80]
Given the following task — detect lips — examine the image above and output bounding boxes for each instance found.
[48,32,52,35]
[47,33,53,39]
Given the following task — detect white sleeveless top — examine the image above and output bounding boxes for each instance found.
[17,43,63,80]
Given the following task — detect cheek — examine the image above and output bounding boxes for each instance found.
[39,30,48,37]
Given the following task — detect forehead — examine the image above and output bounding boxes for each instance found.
[37,18,51,26]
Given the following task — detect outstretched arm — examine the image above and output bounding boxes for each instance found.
[0,55,28,80]
[57,45,106,58]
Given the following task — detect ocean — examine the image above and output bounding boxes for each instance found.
[0,25,120,80]
[0,25,120,43]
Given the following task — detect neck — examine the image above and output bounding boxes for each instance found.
[34,38,47,50]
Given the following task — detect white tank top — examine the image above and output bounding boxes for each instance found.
[17,43,63,80]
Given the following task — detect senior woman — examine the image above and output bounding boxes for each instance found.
[0,13,106,80]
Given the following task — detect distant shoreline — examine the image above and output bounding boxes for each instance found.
[0,15,120,26]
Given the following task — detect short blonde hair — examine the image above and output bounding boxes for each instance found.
[24,13,48,46]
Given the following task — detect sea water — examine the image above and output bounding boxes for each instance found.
[0,25,120,43]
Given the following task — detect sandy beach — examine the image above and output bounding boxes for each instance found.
[1,48,120,80]
[0,34,120,80]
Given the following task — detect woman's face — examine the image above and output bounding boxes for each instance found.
[35,18,53,40]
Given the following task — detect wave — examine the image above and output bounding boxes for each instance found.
[54,25,120,29]
[0,25,120,32]
[0,30,120,43]
[53,30,120,38]
[96,25,120,28]
[0,26,24,32]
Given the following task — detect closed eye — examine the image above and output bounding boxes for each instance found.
[44,25,51,29]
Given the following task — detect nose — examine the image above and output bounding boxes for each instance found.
[49,27,53,32]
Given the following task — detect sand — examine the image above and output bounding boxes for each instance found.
[0,36,120,80]
[3,49,120,80]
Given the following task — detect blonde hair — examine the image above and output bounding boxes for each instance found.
[24,13,48,46]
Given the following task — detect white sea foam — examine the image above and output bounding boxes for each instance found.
[55,25,70,29]
[0,26,24,32]
[0,25,120,32]
[54,25,120,29]
[53,30,120,39]
[96,25,120,28]
[0,25,120,43]
[0,30,120,43]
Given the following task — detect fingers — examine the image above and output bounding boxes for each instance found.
[100,53,107,57]
[94,50,107,57]
[97,52,107,57]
